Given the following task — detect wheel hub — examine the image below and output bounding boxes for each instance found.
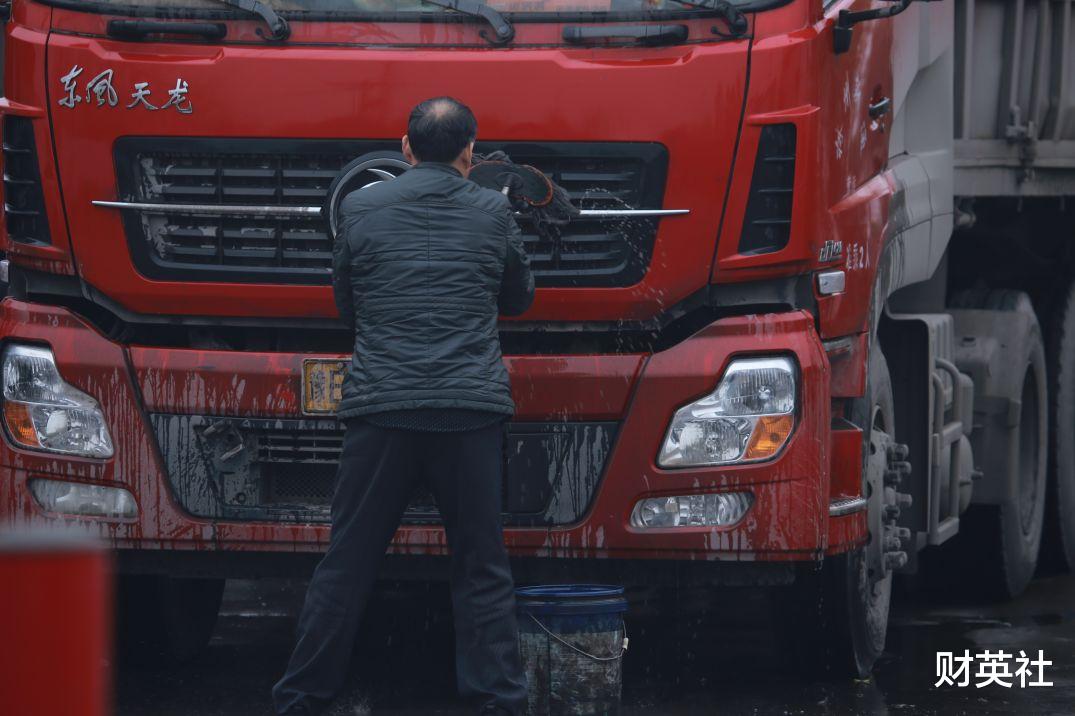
[866,429,912,584]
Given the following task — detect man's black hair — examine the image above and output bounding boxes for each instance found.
[407,97,477,164]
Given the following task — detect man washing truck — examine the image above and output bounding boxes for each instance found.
[1,0,1073,688]
[273,97,532,716]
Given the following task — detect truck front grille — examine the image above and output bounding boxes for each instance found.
[150,414,617,525]
[114,138,668,288]
[254,426,343,507]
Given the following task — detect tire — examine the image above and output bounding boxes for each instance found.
[783,345,896,678]
[949,288,1032,312]
[947,289,1049,599]
[323,150,409,238]
[823,545,890,679]
[116,575,225,664]
[1042,280,1075,572]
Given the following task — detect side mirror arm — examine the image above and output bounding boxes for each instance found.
[834,0,913,54]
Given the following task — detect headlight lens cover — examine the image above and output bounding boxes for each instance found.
[2,345,114,458]
[658,356,796,468]
[631,492,754,529]
[30,479,136,519]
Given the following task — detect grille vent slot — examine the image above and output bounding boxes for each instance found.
[737,123,796,255]
[2,116,51,246]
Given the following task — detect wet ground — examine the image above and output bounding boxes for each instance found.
[114,570,1075,715]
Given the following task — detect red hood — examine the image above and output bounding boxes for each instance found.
[46,8,748,323]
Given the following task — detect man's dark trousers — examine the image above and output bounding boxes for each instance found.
[272,420,528,714]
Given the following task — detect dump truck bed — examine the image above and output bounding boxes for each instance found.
[954,0,1075,196]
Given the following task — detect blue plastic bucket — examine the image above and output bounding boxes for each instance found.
[516,585,628,715]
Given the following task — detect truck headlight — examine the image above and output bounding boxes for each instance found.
[2,345,114,458]
[657,356,796,468]
[30,479,136,519]
[631,492,753,529]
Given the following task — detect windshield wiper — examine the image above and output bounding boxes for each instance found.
[664,0,748,38]
[208,0,290,41]
[421,0,515,45]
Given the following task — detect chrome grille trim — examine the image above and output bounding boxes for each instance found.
[93,199,689,219]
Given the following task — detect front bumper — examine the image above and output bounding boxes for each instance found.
[0,298,862,565]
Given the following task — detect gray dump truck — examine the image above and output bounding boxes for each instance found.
[931,0,1075,581]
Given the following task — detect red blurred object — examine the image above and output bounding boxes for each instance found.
[0,532,112,716]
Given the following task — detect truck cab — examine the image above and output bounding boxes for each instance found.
[2,0,1071,677]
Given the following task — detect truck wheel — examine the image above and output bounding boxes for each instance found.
[784,345,905,677]
[116,575,225,664]
[1043,280,1075,571]
[948,289,1048,598]
[836,346,908,676]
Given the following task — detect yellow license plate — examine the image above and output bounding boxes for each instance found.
[302,359,347,414]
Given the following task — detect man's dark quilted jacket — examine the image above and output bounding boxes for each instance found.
[332,161,534,420]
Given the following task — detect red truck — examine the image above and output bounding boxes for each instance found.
[1,0,1072,676]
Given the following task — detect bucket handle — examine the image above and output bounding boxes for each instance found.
[527,613,629,662]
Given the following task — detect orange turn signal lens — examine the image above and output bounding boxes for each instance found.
[744,414,794,460]
[3,401,41,448]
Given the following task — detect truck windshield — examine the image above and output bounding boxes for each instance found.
[55,0,759,17]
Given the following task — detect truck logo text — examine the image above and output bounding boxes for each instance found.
[819,239,843,263]
[57,65,193,114]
